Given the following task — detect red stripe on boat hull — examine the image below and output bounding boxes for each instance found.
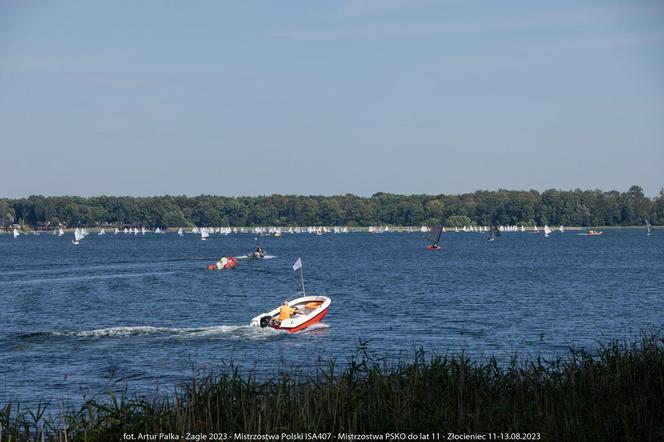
[280,307,329,333]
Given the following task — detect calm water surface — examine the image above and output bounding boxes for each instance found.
[1,230,662,406]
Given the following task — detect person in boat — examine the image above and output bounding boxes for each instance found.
[278,300,301,321]
[254,244,264,258]
[432,243,438,248]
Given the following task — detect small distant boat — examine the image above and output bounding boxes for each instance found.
[177,228,184,237]
[207,256,238,270]
[488,226,498,242]
[559,225,564,233]
[646,219,653,236]
[520,225,525,232]
[579,229,603,236]
[73,228,84,245]
[98,229,106,235]
[544,225,552,237]
[114,228,119,234]
[13,228,20,239]
[532,225,540,233]
[425,224,443,250]
[58,227,64,236]
[201,228,209,241]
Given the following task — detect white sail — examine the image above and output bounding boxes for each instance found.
[544,225,552,237]
[13,228,19,238]
[74,228,84,242]
[177,228,184,236]
[98,229,106,235]
[559,225,564,233]
[58,228,64,236]
[201,228,209,240]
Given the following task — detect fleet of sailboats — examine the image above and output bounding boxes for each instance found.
[6,221,657,245]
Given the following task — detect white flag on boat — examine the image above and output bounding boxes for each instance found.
[292,257,302,271]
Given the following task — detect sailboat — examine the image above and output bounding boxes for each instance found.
[201,228,209,241]
[532,225,539,233]
[58,227,64,237]
[98,229,106,235]
[544,225,552,237]
[646,219,653,236]
[425,224,443,250]
[13,228,20,238]
[177,228,184,237]
[73,228,84,245]
[488,226,496,242]
[559,225,564,233]
[520,225,525,232]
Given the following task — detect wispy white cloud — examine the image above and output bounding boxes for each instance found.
[333,0,435,21]
[278,2,661,41]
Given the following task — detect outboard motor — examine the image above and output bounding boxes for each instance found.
[259,316,273,328]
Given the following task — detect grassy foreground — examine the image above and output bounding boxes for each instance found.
[1,335,663,441]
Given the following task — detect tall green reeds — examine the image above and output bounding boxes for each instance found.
[1,334,663,441]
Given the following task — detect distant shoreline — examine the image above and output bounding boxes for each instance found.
[0,225,657,234]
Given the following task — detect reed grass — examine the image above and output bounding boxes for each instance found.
[1,334,663,441]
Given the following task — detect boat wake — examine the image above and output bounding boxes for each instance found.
[299,323,330,332]
[24,325,285,341]
[235,254,277,260]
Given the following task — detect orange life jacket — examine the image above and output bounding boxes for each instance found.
[279,305,295,321]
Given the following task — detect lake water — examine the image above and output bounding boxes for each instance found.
[1,229,662,406]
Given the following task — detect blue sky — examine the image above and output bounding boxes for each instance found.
[1,0,663,197]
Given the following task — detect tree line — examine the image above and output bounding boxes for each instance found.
[1,186,662,229]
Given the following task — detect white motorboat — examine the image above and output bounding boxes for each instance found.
[250,295,331,333]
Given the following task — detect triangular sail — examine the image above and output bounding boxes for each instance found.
[426,225,443,244]
[646,219,652,234]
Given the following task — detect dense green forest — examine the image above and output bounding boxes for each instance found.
[1,186,662,229]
